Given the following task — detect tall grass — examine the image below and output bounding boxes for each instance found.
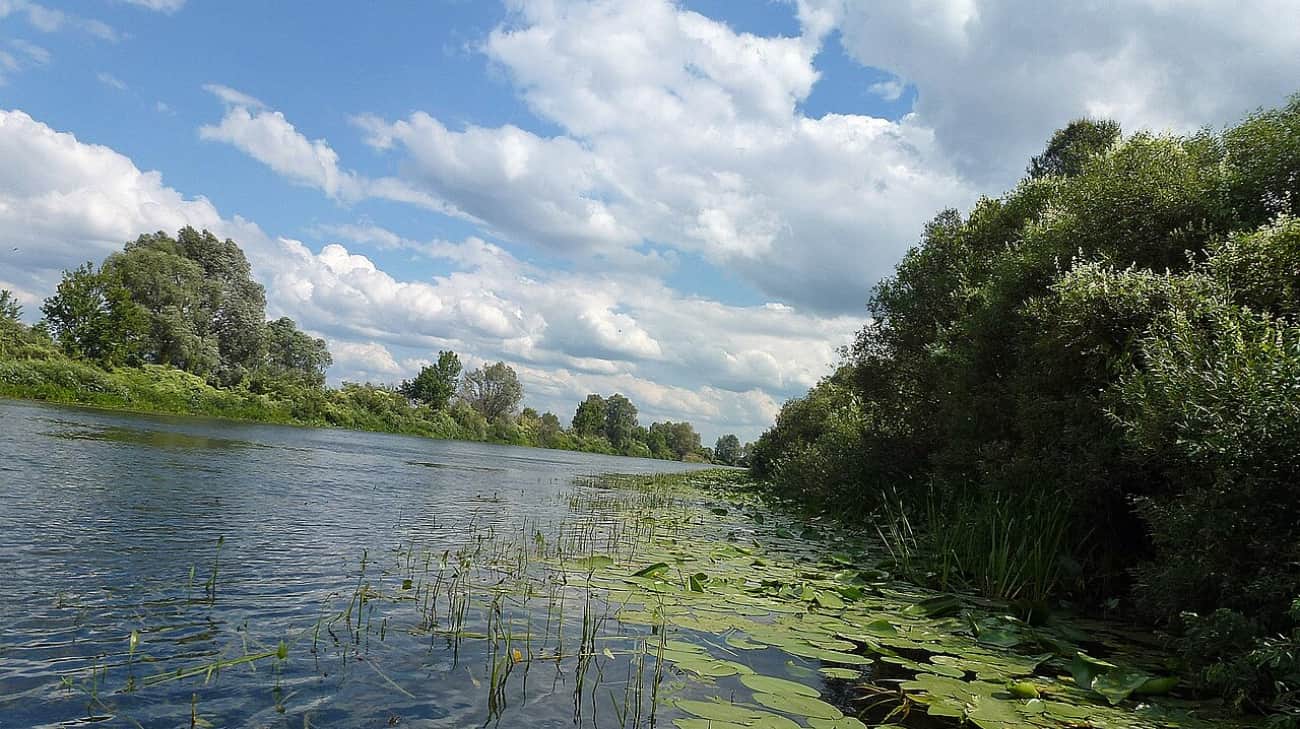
[877,485,1073,604]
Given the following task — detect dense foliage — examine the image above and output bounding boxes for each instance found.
[1,228,728,463]
[751,96,1300,717]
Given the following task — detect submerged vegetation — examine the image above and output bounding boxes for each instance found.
[750,95,1300,720]
[0,228,738,462]
[18,469,1252,728]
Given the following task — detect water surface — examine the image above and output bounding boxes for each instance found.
[0,399,710,727]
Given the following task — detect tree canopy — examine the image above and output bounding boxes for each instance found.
[459,361,524,421]
[400,350,461,409]
[750,94,1300,715]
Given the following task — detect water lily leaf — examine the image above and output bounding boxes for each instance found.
[573,554,615,571]
[813,591,844,609]
[673,720,749,729]
[1069,651,1116,691]
[739,674,821,697]
[807,718,868,729]
[819,667,860,680]
[1092,668,1154,705]
[902,595,962,617]
[674,699,766,724]
[1134,675,1178,695]
[752,692,843,720]
[633,562,670,577]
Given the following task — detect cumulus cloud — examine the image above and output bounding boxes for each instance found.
[339,0,974,313]
[199,86,451,213]
[218,0,1300,314]
[0,108,848,439]
[808,0,1300,183]
[200,105,362,201]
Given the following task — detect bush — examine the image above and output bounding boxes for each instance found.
[1115,304,1300,624]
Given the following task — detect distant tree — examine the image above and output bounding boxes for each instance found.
[649,421,702,460]
[643,424,672,459]
[400,350,461,409]
[41,263,147,365]
[262,317,332,386]
[572,394,607,436]
[603,393,638,448]
[0,289,30,358]
[0,289,21,323]
[714,434,741,465]
[460,361,523,420]
[1027,118,1122,179]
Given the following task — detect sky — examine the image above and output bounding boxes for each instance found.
[1,1,1297,442]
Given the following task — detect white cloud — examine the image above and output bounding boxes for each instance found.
[200,87,453,214]
[0,1,120,41]
[0,107,844,439]
[220,0,1299,314]
[868,79,904,101]
[11,39,49,65]
[121,0,185,13]
[201,83,266,109]
[331,340,402,378]
[200,105,362,201]
[809,0,1300,183]
[96,72,127,91]
[249,0,973,314]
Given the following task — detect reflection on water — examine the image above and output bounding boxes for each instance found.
[0,399,712,728]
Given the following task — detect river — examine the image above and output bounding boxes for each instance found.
[0,398,1245,729]
[0,399,710,727]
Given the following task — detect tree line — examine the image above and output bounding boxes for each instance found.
[749,94,1300,717]
[0,227,744,463]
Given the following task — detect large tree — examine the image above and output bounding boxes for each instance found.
[603,393,638,448]
[572,394,607,436]
[400,350,461,409]
[97,228,268,382]
[262,317,332,386]
[459,361,523,421]
[41,263,147,365]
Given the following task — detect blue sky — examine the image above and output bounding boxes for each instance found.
[1,0,1296,440]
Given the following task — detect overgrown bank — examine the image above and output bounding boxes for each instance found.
[0,229,741,462]
[750,95,1300,720]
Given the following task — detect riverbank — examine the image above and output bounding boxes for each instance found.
[0,353,713,462]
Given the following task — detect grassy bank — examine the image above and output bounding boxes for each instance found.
[0,352,629,451]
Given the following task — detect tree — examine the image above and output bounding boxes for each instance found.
[400,350,461,409]
[95,228,270,382]
[572,394,607,436]
[714,434,741,465]
[0,289,21,323]
[262,317,332,386]
[41,263,147,365]
[1027,118,1122,179]
[173,227,268,381]
[459,361,523,420]
[649,421,702,460]
[603,393,638,448]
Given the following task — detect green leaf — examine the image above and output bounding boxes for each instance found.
[632,562,670,577]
